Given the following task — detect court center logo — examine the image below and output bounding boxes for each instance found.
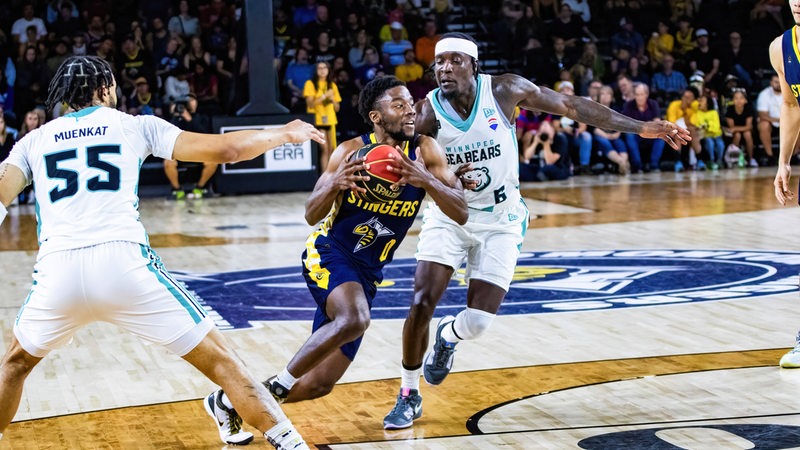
[171,250,800,330]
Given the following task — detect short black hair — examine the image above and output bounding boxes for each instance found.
[46,55,115,112]
[358,75,406,125]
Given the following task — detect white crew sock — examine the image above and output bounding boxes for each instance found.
[276,367,298,390]
[400,365,422,392]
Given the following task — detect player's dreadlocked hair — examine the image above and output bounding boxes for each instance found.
[46,56,115,112]
[358,75,406,125]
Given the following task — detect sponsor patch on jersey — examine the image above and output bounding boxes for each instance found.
[487,116,498,131]
[171,250,800,329]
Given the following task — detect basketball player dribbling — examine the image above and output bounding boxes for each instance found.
[205,76,468,435]
[769,2,800,369]
[383,32,692,429]
[0,56,325,449]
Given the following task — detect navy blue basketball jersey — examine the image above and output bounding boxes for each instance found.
[304,133,427,276]
[782,27,800,106]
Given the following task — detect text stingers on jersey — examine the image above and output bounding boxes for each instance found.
[346,191,419,218]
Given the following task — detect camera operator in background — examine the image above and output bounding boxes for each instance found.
[519,119,572,182]
[163,93,218,199]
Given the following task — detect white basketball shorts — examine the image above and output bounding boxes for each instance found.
[415,198,529,291]
[14,241,214,357]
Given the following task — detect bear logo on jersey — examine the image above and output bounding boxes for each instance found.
[352,217,395,252]
[462,167,492,192]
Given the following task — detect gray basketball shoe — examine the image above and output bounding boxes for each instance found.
[423,315,458,385]
[383,389,423,429]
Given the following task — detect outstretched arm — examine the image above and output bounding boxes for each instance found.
[172,119,326,163]
[769,35,800,205]
[0,163,28,223]
[496,74,690,149]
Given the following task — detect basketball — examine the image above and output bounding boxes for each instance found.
[350,143,406,203]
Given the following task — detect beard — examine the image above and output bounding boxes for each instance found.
[441,87,458,100]
[387,127,413,142]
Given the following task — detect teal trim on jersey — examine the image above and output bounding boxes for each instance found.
[431,75,483,132]
[517,198,529,251]
[133,158,142,210]
[469,204,495,212]
[16,273,38,325]
[34,201,41,245]
[64,105,102,119]
[139,244,203,324]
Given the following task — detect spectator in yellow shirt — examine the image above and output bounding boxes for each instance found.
[646,20,674,69]
[666,87,699,128]
[395,49,423,83]
[692,94,724,170]
[666,86,700,170]
[304,61,341,171]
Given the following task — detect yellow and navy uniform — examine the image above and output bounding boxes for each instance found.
[301,133,426,360]
[783,27,800,104]
[783,27,800,202]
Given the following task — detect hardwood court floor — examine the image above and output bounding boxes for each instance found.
[1,167,800,449]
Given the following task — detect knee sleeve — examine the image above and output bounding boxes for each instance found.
[452,307,495,340]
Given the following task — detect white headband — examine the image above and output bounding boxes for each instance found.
[434,38,479,60]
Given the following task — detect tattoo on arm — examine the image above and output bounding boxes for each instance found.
[568,96,643,134]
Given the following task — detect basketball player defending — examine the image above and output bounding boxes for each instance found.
[206,77,467,430]
[770,8,800,368]
[383,33,691,429]
[0,56,325,449]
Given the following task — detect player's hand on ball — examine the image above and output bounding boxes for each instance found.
[337,150,370,194]
[387,147,431,190]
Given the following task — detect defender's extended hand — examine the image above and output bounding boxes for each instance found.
[454,163,478,190]
[639,120,691,150]
[284,119,326,146]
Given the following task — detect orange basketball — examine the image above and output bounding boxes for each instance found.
[350,143,405,203]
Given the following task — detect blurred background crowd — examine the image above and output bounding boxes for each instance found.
[0,0,793,192]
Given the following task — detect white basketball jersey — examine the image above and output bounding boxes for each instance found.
[427,74,520,210]
[5,106,182,259]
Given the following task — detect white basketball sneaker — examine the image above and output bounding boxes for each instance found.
[203,389,254,445]
[779,333,800,368]
[265,420,309,450]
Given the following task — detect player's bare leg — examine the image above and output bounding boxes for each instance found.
[384,261,453,429]
[0,337,43,436]
[278,348,352,402]
[186,329,307,448]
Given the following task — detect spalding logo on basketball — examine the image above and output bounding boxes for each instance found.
[351,143,405,203]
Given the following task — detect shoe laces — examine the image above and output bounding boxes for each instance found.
[389,393,416,416]
[791,333,800,353]
[432,337,455,369]
[216,396,243,435]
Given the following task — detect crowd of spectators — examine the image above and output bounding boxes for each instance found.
[0,0,793,188]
